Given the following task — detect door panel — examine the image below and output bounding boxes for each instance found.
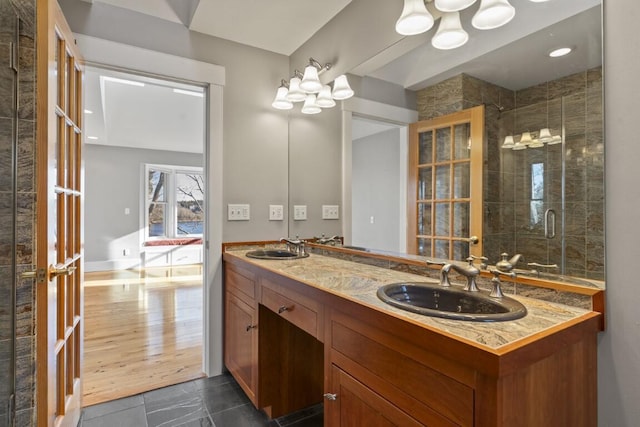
[37,1,84,426]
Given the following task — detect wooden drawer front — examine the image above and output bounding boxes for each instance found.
[226,264,256,303]
[261,284,318,338]
[332,321,473,427]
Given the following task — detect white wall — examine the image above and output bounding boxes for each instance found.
[84,144,202,271]
[352,128,402,251]
[598,1,640,425]
[60,0,290,243]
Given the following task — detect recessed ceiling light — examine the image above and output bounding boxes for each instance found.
[87,136,98,140]
[549,47,572,58]
[102,76,145,87]
[84,109,93,114]
[173,88,204,98]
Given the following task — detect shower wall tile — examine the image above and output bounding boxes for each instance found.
[548,71,586,100]
[15,265,34,338]
[17,118,34,192]
[516,81,548,108]
[15,335,34,412]
[564,201,587,236]
[0,117,12,192]
[0,54,14,120]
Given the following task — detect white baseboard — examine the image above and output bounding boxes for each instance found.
[85,259,143,272]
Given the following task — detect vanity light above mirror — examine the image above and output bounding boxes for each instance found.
[396,0,551,50]
[272,57,354,114]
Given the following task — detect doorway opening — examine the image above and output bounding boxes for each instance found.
[83,65,207,405]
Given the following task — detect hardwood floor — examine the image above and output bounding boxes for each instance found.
[83,265,205,406]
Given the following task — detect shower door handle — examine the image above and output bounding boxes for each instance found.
[544,209,556,239]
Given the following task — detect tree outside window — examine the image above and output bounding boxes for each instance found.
[146,165,204,239]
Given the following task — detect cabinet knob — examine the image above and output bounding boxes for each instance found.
[323,393,337,401]
[278,305,290,314]
[245,324,257,332]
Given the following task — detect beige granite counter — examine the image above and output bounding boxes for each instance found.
[224,249,597,352]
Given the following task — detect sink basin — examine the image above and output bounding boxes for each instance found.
[245,249,309,260]
[377,282,527,322]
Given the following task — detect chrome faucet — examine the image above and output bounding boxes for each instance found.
[496,253,523,272]
[280,237,306,255]
[440,257,481,291]
[315,234,341,245]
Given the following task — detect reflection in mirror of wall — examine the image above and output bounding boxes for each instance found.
[341,3,603,282]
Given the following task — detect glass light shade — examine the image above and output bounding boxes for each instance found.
[286,77,306,102]
[547,135,563,145]
[471,0,515,30]
[300,65,323,93]
[395,0,434,35]
[316,85,336,108]
[519,131,533,145]
[271,86,293,110]
[301,94,321,115]
[431,12,469,50]
[512,141,527,151]
[332,75,354,100]
[538,128,553,143]
[435,0,477,12]
[528,139,544,148]
[501,135,515,148]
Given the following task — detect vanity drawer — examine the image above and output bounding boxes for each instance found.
[261,279,319,338]
[226,263,257,305]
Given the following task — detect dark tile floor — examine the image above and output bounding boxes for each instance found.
[78,373,323,427]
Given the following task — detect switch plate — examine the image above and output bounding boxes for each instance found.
[322,205,340,220]
[293,205,307,221]
[124,207,130,215]
[269,205,284,221]
[228,204,250,221]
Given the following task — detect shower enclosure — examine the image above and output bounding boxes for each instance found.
[486,72,604,281]
[1,1,19,424]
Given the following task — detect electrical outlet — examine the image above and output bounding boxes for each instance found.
[293,205,307,221]
[123,248,130,256]
[269,205,284,221]
[322,205,340,220]
[228,204,250,221]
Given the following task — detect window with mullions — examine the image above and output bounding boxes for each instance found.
[146,164,204,240]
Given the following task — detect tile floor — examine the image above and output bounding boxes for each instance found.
[78,373,323,427]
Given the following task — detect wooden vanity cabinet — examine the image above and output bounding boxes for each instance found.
[223,254,600,426]
[224,263,259,405]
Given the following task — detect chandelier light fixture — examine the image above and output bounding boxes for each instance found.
[396,0,546,50]
[272,57,354,114]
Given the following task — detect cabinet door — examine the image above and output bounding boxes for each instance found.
[224,291,258,404]
[327,365,424,427]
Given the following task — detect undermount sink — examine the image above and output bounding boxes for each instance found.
[246,249,309,260]
[377,282,527,322]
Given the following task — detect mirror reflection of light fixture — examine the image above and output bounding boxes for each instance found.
[432,12,469,50]
[396,0,434,36]
[512,140,527,150]
[547,135,563,145]
[501,135,515,148]
[273,58,354,113]
[538,128,553,143]
[528,138,544,148]
[519,131,533,145]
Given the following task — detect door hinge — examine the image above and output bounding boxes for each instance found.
[9,42,18,72]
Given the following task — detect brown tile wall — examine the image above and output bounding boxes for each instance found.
[0,0,37,425]
[416,69,604,280]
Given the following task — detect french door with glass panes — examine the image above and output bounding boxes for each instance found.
[407,106,484,260]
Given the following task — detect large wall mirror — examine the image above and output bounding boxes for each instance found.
[290,0,603,283]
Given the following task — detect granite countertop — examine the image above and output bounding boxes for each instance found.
[225,249,596,352]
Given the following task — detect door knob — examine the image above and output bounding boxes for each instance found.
[323,393,338,401]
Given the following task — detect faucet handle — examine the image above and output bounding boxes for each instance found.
[469,255,489,270]
[488,269,516,298]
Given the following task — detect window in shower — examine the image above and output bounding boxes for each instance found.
[530,162,545,227]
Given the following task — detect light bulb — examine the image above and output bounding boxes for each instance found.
[300,64,323,93]
[472,0,515,30]
[286,77,306,102]
[332,75,354,100]
[301,94,321,115]
[271,86,293,110]
[395,0,434,36]
[432,12,469,50]
[316,85,336,108]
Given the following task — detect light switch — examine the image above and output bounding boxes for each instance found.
[294,205,307,221]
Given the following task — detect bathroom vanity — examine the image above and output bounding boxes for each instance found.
[222,244,602,426]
